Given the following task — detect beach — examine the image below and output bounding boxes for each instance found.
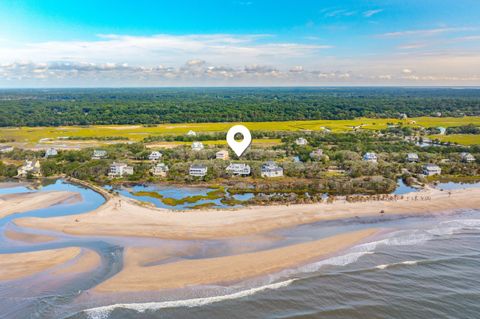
[15,187,480,240]
[0,191,81,218]
[95,229,377,292]
[0,247,99,281]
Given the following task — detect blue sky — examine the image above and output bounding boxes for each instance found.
[0,0,479,87]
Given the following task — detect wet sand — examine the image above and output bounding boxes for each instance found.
[15,187,480,240]
[0,247,99,281]
[4,229,56,243]
[95,229,377,292]
[0,191,81,218]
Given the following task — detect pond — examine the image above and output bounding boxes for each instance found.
[103,184,254,210]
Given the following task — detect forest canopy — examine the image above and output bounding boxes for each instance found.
[0,87,479,127]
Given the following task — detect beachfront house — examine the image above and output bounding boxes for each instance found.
[460,152,475,163]
[187,130,197,137]
[92,149,107,159]
[44,148,58,158]
[216,150,229,160]
[0,145,13,153]
[189,164,208,177]
[152,163,169,177]
[310,149,323,159]
[226,163,251,176]
[407,153,419,162]
[423,164,442,176]
[17,160,41,177]
[148,151,163,161]
[295,137,308,146]
[109,162,134,177]
[261,161,283,178]
[363,152,378,163]
[192,141,204,151]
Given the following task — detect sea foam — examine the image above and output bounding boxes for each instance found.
[84,279,295,319]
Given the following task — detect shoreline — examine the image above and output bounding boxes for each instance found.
[94,229,378,292]
[14,186,480,240]
[0,247,100,281]
[0,190,82,219]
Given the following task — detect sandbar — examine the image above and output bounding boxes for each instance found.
[15,187,480,240]
[95,228,377,292]
[0,191,81,218]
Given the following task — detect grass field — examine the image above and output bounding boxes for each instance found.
[429,134,480,145]
[1,117,479,144]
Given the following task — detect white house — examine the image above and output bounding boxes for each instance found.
[192,141,204,151]
[44,148,58,158]
[17,160,41,177]
[152,163,169,177]
[226,163,251,176]
[406,153,419,162]
[400,113,408,119]
[189,164,208,177]
[310,149,323,159]
[148,151,163,161]
[92,149,107,159]
[0,145,13,153]
[363,152,378,163]
[423,164,442,176]
[216,150,229,160]
[261,161,283,178]
[187,130,197,137]
[460,152,475,163]
[295,137,308,146]
[109,162,134,177]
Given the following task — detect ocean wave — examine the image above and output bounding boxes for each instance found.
[375,260,418,270]
[83,279,295,319]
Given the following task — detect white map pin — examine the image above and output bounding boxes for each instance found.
[226,125,252,157]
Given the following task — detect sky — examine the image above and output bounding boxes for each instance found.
[0,0,479,87]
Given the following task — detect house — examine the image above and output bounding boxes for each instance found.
[406,153,419,162]
[0,145,13,153]
[187,130,197,137]
[92,149,107,159]
[400,113,408,120]
[295,137,308,146]
[191,141,204,151]
[363,152,378,163]
[216,150,229,160]
[226,163,251,176]
[261,161,283,178]
[17,160,41,177]
[151,163,169,177]
[109,162,134,177]
[44,148,58,158]
[423,164,441,176]
[460,152,475,163]
[310,149,323,159]
[148,151,162,161]
[189,164,208,177]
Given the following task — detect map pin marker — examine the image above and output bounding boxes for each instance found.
[226,125,252,157]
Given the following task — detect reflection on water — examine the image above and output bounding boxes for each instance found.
[435,181,480,191]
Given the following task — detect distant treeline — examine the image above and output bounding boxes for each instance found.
[0,87,479,127]
[446,124,480,135]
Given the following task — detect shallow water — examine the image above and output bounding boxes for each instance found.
[1,180,480,319]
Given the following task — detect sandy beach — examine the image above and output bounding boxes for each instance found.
[4,229,56,243]
[0,191,81,219]
[15,187,480,240]
[95,229,377,292]
[0,247,99,281]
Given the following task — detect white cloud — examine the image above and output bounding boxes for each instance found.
[402,69,413,74]
[363,9,383,17]
[378,27,475,38]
